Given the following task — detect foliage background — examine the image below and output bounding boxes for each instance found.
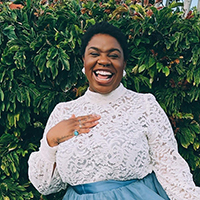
[0,0,200,199]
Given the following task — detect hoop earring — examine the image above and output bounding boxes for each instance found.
[123,70,126,77]
[82,68,85,74]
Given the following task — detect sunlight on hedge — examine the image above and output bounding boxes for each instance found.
[0,0,200,199]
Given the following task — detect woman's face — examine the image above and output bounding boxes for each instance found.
[83,34,126,94]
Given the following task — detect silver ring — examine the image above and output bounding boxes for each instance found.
[74,130,79,136]
[78,119,82,128]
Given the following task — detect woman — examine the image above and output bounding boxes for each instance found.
[28,22,200,200]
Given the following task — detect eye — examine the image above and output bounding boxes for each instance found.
[108,54,119,58]
[90,52,99,57]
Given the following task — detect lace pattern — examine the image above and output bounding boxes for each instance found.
[28,84,200,199]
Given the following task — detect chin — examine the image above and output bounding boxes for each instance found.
[89,85,117,94]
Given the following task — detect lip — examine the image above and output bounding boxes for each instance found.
[93,68,114,73]
[92,69,115,85]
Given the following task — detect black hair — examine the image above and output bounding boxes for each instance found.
[81,21,129,61]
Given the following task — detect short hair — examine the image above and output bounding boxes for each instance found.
[81,21,129,61]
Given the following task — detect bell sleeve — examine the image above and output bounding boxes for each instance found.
[146,94,200,200]
[28,103,67,195]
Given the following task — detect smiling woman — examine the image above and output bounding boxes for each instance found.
[28,22,200,200]
[83,34,126,94]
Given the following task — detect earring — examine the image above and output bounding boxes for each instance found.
[82,68,85,74]
[123,70,126,77]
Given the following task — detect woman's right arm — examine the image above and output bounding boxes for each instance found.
[28,103,100,195]
[28,138,67,195]
[28,104,67,195]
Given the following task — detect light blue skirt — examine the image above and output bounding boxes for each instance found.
[63,173,170,200]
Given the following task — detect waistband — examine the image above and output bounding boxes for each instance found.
[71,179,137,194]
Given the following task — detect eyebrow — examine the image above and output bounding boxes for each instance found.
[88,47,122,54]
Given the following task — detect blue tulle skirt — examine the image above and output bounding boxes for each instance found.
[63,173,170,200]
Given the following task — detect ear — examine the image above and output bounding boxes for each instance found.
[123,61,127,70]
[82,56,85,66]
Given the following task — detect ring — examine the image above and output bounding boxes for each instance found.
[74,130,79,136]
[78,119,82,128]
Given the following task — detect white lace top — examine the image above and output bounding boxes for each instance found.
[28,83,200,200]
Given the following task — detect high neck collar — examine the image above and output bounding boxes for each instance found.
[84,83,127,104]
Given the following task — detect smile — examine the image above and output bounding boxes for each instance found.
[93,70,114,83]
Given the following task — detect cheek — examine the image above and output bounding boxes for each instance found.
[84,60,93,78]
[83,57,93,68]
[84,61,91,73]
[116,61,125,71]
[83,59,86,67]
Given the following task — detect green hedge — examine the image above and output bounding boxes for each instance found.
[0,0,200,199]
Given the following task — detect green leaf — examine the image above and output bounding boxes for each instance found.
[179,133,190,148]
[86,18,96,26]
[17,185,26,191]
[25,89,31,107]
[47,47,58,59]
[14,51,26,69]
[182,127,195,146]
[0,16,4,23]
[46,59,54,69]
[138,64,146,73]
[0,102,5,112]
[168,1,183,8]
[162,66,170,76]
[0,88,4,101]
[0,183,8,193]
[189,35,199,43]
[3,196,10,200]
[27,0,31,9]
[135,38,141,46]
[9,162,17,173]
[0,69,6,83]
[193,68,200,87]
[34,50,47,73]
[191,45,199,65]
[148,57,155,68]
[3,25,17,40]
[16,90,23,103]
[7,113,14,127]
[9,45,19,52]
[190,122,200,134]
[193,142,200,151]
[50,64,58,80]
[131,47,146,55]
[59,49,70,70]
[156,62,163,72]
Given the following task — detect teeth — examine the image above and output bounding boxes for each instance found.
[95,70,112,76]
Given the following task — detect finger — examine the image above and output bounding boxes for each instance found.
[77,115,100,129]
[71,114,100,136]
[79,114,101,123]
[75,122,99,136]
[81,120,99,129]
[70,114,76,119]
[76,127,90,135]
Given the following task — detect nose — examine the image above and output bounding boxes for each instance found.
[97,55,111,67]
[98,63,110,67]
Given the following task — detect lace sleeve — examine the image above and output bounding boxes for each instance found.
[28,104,68,195]
[146,94,200,200]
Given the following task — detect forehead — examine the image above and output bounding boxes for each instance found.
[86,34,122,51]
